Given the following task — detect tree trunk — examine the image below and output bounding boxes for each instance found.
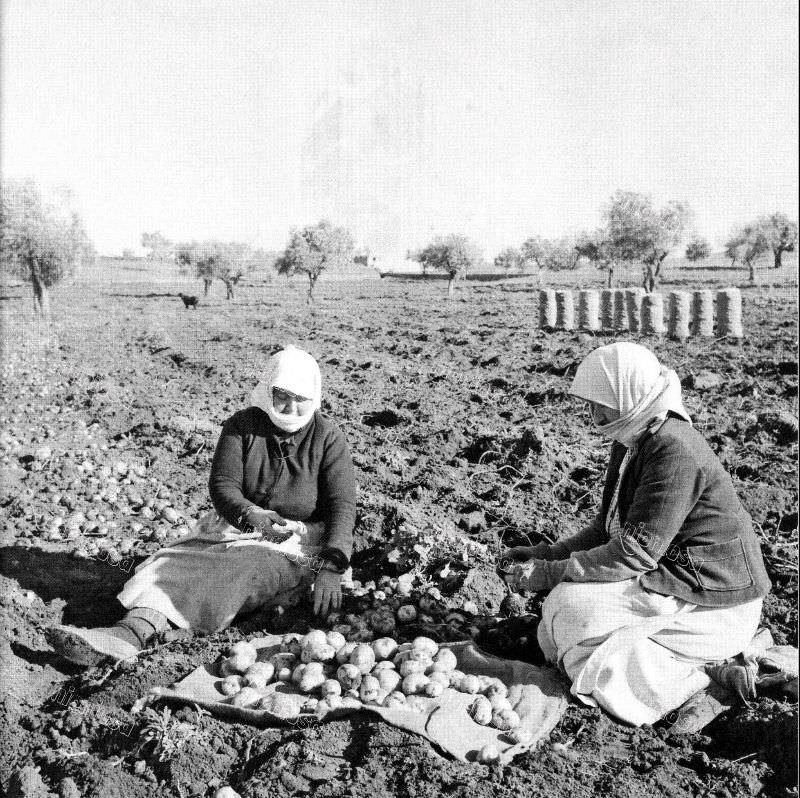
[203,279,212,296]
[447,273,456,297]
[773,248,783,268]
[31,273,50,317]
[748,258,756,283]
[224,280,233,300]
[642,264,656,293]
[607,267,614,288]
[307,274,316,304]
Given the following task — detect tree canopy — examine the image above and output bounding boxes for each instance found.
[685,236,711,262]
[175,240,247,298]
[724,224,770,282]
[411,234,483,295]
[1,179,94,314]
[275,220,355,302]
[754,213,797,268]
[141,231,173,260]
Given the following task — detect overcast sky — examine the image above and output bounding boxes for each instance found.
[3,0,797,257]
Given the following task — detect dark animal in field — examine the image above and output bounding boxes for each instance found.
[178,293,199,309]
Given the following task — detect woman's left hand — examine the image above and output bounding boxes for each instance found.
[313,567,342,617]
[507,559,549,592]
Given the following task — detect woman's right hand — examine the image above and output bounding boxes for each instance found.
[243,508,294,542]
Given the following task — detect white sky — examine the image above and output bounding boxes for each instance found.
[2,0,798,256]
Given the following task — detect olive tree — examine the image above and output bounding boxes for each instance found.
[494,247,524,274]
[685,236,711,262]
[175,240,246,299]
[575,229,619,287]
[141,231,173,261]
[520,236,579,283]
[412,234,483,297]
[601,191,693,292]
[724,225,770,283]
[1,180,94,316]
[755,213,797,269]
[275,220,355,303]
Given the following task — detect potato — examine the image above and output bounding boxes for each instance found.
[344,688,360,701]
[220,653,255,676]
[336,663,362,691]
[477,675,496,693]
[302,697,319,712]
[376,669,401,694]
[484,680,508,700]
[326,612,342,626]
[351,629,374,643]
[408,648,435,663]
[506,728,532,745]
[303,629,329,648]
[228,687,262,707]
[269,652,297,672]
[433,648,458,672]
[449,669,466,688]
[372,637,399,661]
[315,695,344,718]
[406,696,428,713]
[275,667,292,682]
[382,691,406,709]
[228,641,258,660]
[477,743,500,764]
[336,641,358,665]
[291,663,307,685]
[301,641,336,664]
[259,693,300,720]
[401,673,430,696]
[489,694,513,713]
[242,662,274,690]
[331,624,353,639]
[321,679,342,699]
[424,681,444,698]
[468,696,493,725]
[372,660,396,672]
[349,643,376,675]
[299,669,326,694]
[491,708,521,731]
[219,675,245,696]
[428,671,451,688]
[458,675,481,694]
[359,674,381,704]
[399,659,427,678]
[326,631,347,651]
[411,637,438,658]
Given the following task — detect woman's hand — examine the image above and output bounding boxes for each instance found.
[313,567,342,617]
[243,508,294,543]
[502,542,552,567]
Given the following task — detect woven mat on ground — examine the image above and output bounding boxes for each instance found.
[149,636,569,764]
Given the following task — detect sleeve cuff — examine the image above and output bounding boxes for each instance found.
[319,547,349,572]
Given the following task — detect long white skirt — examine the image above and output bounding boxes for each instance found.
[117,511,325,632]
[537,578,763,726]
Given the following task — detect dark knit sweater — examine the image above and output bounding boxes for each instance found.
[208,407,356,569]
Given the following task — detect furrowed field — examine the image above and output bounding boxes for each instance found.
[0,263,797,798]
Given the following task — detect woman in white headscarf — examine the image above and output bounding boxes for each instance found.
[48,346,357,667]
[505,342,771,732]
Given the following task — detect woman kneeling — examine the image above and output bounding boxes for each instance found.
[506,343,770,732]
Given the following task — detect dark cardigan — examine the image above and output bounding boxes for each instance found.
[544,415,771,608]
[208,407,356,570]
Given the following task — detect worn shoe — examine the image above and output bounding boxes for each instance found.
[663,680,737,735]
[46,625,141,667]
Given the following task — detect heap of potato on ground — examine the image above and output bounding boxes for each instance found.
[217,631,530,747]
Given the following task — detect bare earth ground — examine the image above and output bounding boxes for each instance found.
[0,268,797,798]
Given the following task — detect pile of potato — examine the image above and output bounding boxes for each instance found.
[216,631,525,734]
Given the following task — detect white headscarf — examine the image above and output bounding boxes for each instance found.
[568,342,691,448]
[250,345,322,434]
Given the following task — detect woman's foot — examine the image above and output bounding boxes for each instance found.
[45,625,141,667]
[46,607,171,667]
[663,680,736,735]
